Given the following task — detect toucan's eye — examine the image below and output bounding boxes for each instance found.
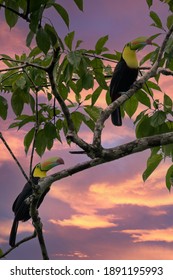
[35,163,40,169]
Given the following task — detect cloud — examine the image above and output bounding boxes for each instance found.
[0,130,26,162]
[122,227,173,243]
[0,20,27,59]
[53,250,89,259]
[0,219,34,245]
[49,213,117,230]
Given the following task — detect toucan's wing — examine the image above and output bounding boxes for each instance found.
[110,58,126,101]
[12,182,33,221]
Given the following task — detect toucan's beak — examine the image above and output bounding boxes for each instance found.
[130,36,154,51]
[40,156,64,171]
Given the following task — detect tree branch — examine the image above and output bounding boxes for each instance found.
[47,47,94,155]
[0,231,36,259]
[29,192,49,260]
[0,3,30,22]
[37,131,173,190]
[158,67,173,76]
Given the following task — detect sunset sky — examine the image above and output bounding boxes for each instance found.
[1,0,173,260]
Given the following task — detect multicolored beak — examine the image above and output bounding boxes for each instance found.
[40,156,64,171]
[130,36,153,51]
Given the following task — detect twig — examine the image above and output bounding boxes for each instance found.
[23,69,40,177]
[0,3,30,22]
[0,231,37,259]
[0,132,29,181]
[158,67,173,76]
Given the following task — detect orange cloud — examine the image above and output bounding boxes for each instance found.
[0,219,34,245]
[122,227,173,243]
[49,213,117,229]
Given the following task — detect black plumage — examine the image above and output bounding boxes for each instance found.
[9,174,49,247]
[110,57,138,126]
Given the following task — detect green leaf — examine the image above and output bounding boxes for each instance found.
[91,87,102,106]
[143,153,162,182]
[36,27,50,54]
[91,58,108,89]
[11,91,24,116]
[147,80,161,91]
[81,72,94,90]
[16,115,35,130]
[162,143,173,160]
[150,111,166,127]
[136,115,154,138]
[29,9,42,33]
[0,96,8,120]
[135,90,151,108]
[15,76,26,90]
[94,71,108,90]
[44,122,57,139]
[134,109,148,125]
[52,3,69,28]
[146,0,153,8]
[35,129,47,157]
[166,165,173,191]
[29,94,35,113]
[5,0,19,28]
[44,24,59,48]
[75,39,83,49]
[95,35,109,54]
[164,93,172,111]
[106,90,111,105]
[150,11,163,29]
[64,31,75,50]
[24,127,35,154]
[29,0,47,12]
[167,14,173,29]
[67,51,82,68]
[29,46,42,58]
[124,95,138,118]
[73,0,83,11]
[84,106,101,121]
[26,31,34,48]
[71,111,83,132]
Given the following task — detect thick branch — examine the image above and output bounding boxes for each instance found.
[29,191,49,260]
[37,131,173,188]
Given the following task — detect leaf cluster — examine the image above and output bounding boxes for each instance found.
[0,0,173,191]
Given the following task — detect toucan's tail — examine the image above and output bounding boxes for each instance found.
[9,218,19,247]
[111,107,122,126]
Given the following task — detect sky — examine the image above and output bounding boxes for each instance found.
[1,0,173,260]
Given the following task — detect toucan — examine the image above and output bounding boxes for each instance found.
[9,156,64,247]
[110,36,152,126]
